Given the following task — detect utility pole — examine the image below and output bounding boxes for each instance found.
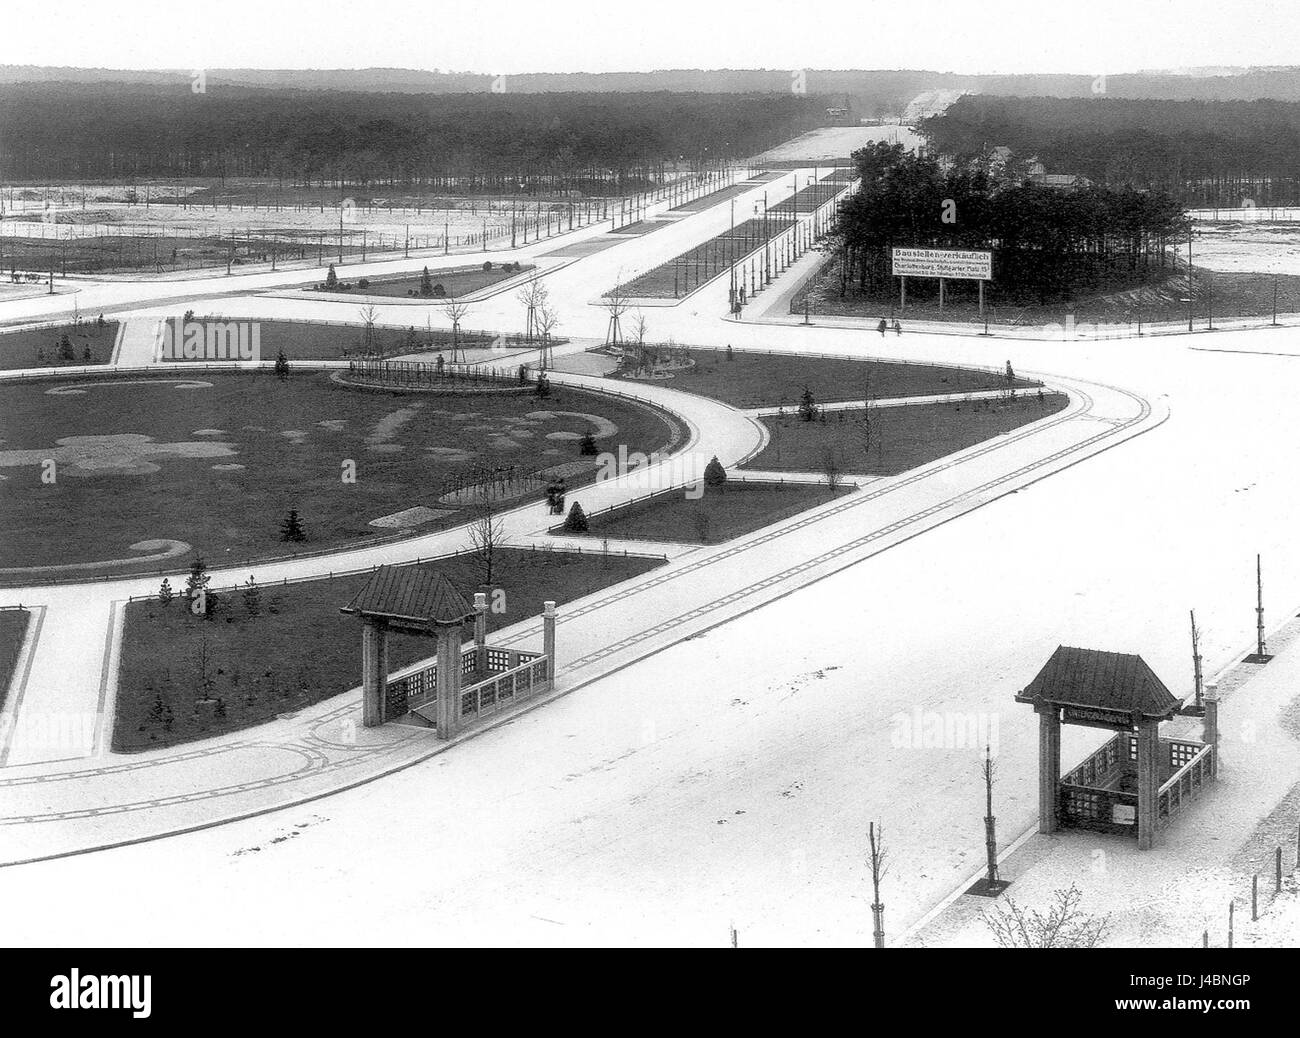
[1187,224,1194,332]
[729,198,736,307]
[1191,609,1204,710]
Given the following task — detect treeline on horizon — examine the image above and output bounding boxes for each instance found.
[834,142,1190,305]
[13,64,1300,103]
[0,84,823,185]
[921,95,1300,207]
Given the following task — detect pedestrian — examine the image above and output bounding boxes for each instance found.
[877,318,888,336]
[893,319,902,335]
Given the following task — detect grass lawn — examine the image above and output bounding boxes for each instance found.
[0,609,31,711]
[0,320,118,371]
[114,548,664,750]
[572,479,852,545]
[613,217,794,298]
[745,392,1069,476]
[610,348,1039,409]
[311,263,532,299]
[0,233,360,275]
[0,371,683,576]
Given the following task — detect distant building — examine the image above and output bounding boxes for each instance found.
[1026,172,1092,190]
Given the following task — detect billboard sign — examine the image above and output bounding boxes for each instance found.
[891,247,992,281]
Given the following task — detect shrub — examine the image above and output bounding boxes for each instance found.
[433,284,446,297]
[483,260,494,272]
[563,502,589,533]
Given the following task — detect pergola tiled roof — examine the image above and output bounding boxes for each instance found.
[340,564,474,631]
[1015,645,1181,721]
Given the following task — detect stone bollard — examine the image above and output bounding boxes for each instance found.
[474,592,488,675]
[543,601,557,683]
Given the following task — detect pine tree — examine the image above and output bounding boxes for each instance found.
[420,266,433,295]
[274,350,289,380]
[280,509,307,542]
[325,263,338,289]
[798,386,817,422]
[578,431,598,456]
[242,575,262,618]
[185,557,210,602]
[703,455,727,486]
[158,577,175,605]
[563,501,589,533]
[535,371,551,398]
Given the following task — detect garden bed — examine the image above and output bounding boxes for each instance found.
[114,547,665,750]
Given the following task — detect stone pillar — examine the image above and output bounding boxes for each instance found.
[1038,706,1061,834]
[361,620,387,728]
[474,592,488,676]
[434,622,463,740]
[543,600,557,682]
[1203,684,1220,779]
[1136,718,1160,850]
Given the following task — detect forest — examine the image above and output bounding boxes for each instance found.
[920,95,1300,207]
[834,142,1190,305]
[0,84,823,189]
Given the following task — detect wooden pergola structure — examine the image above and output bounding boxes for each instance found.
[341,564,557,739]
[1016,646,1217,851]
[341,565,476,733]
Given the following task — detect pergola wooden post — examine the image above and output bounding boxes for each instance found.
[433,620,464,738]
[360,619,389,727]
[1136,716,1160,850]
[1036,704,1062,834]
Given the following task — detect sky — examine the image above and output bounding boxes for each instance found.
[2,0,1299,77]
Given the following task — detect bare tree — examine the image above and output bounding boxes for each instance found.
[516,278,550,342]
[981,744,1003,893]
[536,303,561,370]
[860,376,879,468]
[868,821,888,948]
[441,298,472,363]
[358,304,379,356]
[983,884,1111,948]
[466,491,510,587]
[822,447,842,492]
[630,309,650,349]
[603,277,631,347]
